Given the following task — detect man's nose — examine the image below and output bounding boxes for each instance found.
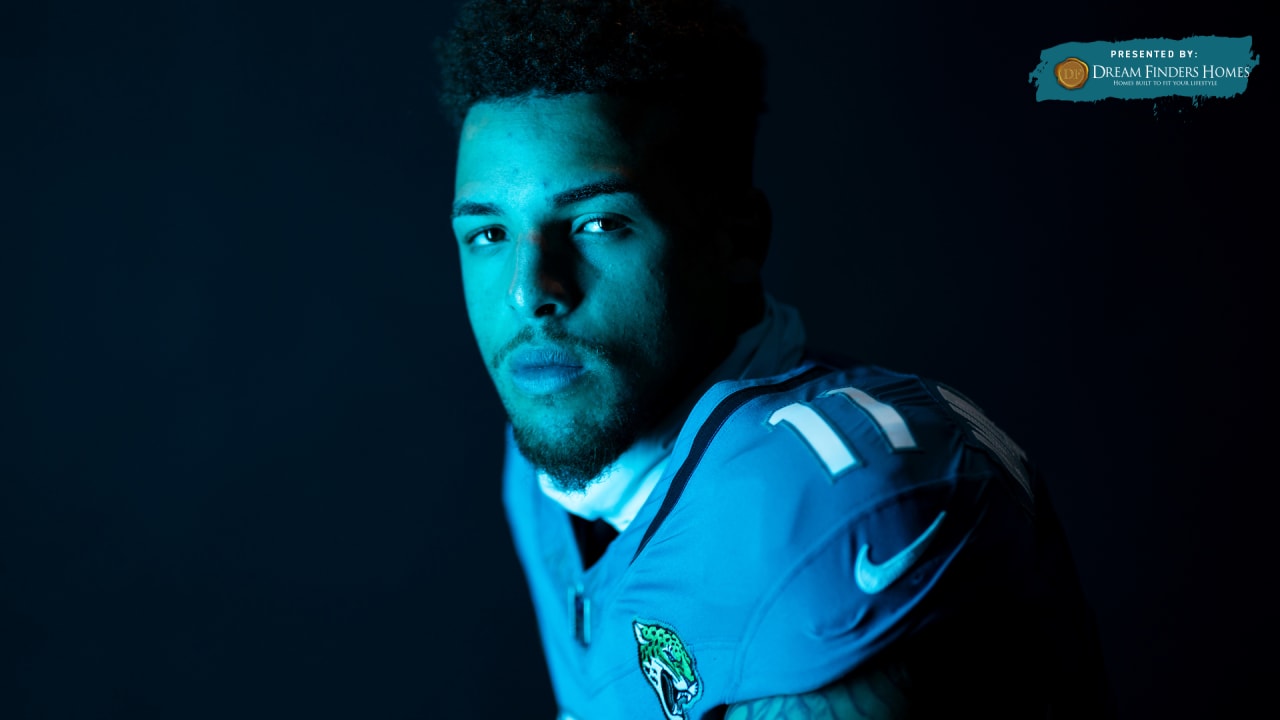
[506,230,578,319]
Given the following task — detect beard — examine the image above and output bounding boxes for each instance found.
[495,325,675,494]
[510,400,640,494]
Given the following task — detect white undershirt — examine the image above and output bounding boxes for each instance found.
[537,295,807,531]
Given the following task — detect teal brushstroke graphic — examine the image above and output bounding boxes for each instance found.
[1029,36,1259,102]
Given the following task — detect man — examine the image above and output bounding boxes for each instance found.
[437,1,1110,718]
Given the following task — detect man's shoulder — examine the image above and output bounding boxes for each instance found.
[678,359,979,494]
[673,357,1037,519]
[640,361,990,571]
[638,356,1047,591]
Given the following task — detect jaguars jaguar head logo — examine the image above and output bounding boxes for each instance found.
[633,619,702,720]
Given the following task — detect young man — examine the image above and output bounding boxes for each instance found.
[438,1,1110,718]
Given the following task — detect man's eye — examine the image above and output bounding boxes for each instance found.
[577,216,626,234]
[468,227,507,246]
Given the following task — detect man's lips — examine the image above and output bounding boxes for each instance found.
[507,345,587,395]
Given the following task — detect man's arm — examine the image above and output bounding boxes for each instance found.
[724,659,912,720]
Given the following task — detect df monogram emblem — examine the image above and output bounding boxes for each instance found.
[1054,57,1089,90]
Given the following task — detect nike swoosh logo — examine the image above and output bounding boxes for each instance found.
[854,511,946,595]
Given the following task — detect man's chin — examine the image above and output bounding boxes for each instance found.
[510,414,636,494]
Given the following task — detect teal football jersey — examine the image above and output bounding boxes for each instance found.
[503,360,1104,719]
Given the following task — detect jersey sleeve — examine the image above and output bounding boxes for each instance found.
[726,476,989,701]
[706,370,1043,704]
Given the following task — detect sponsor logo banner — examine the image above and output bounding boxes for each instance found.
[1029,36,1259,103]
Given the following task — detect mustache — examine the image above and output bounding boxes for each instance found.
[491,325,598,371]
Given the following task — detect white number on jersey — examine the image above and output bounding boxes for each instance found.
[766,386,918,480]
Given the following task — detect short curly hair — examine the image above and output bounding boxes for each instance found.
[435,0,767,185]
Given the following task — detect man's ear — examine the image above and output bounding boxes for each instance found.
[717,187,771,283]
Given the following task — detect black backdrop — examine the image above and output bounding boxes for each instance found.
[4,1,1274,717]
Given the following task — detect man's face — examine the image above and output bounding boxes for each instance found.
[451,93,733,491]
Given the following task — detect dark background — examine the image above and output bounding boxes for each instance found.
[4,0,1273,717]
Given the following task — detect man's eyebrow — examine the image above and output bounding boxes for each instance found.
[450,200,502,220]
[551,179,635,208]
[450,179,635,220]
